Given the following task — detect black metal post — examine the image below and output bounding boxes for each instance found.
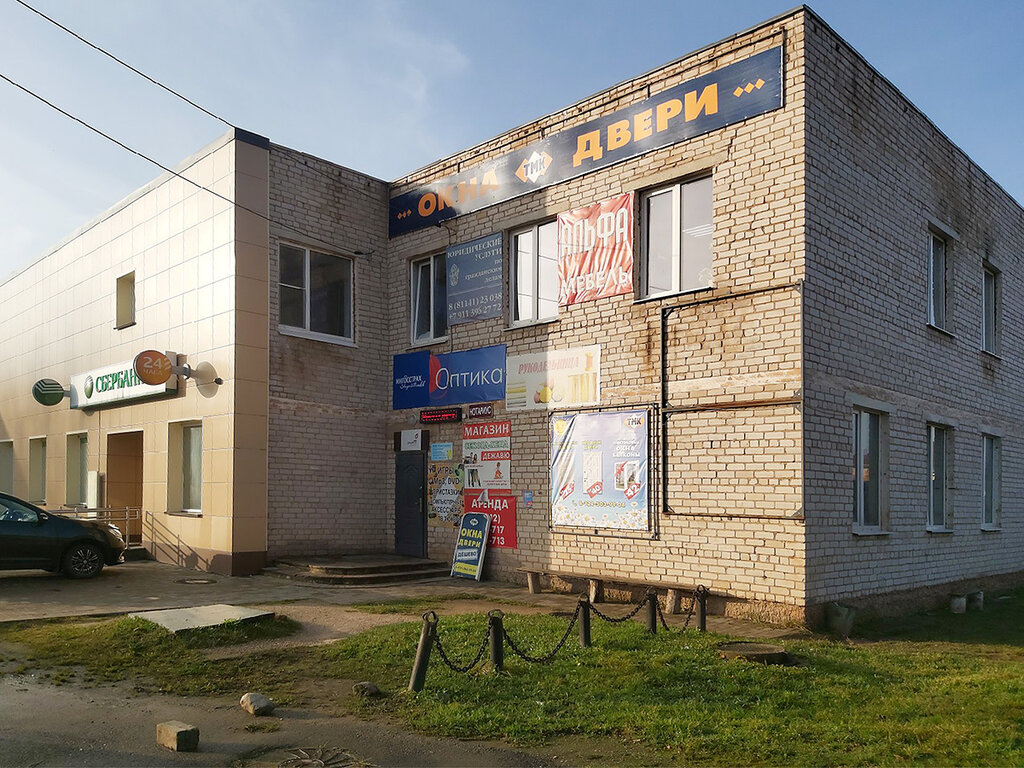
[696,587,707,633]
[646,591,658,634]
[578,594,591,648]
[488,610,504,672]
[408,611,436,692]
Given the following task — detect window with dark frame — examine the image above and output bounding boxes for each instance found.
[927,424,950,529]
[279,244,354,341]
[641,176,713,298]
[411,252,447,343]
[982,434,1000,528]
[511,220,559,324]
[928,233,947,329]
[982,264,999,353]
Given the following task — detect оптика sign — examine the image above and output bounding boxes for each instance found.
[393,344,506,410]
[389,46,783,236]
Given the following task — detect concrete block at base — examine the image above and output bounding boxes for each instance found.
[156,721,199,752]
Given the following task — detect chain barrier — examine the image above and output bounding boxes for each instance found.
[589,594,648,624]
[431,618,492,673]
[502,599,582,664]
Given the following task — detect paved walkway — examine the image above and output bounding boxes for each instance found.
[0,560,804,639]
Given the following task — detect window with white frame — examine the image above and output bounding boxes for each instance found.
[182,424,202,512]
[927,424,950,530]
[0,441,12,494]
[928,233,948,329]
[641,176,713,298]
[982,434,1001,529]
[65,434,88,506]
[29,437,46,503]
[982,264,999,354]
[853,409,883,530]
[511,220,559,324]
[410,253,447,343]
[116,271,135,329]
[279,244,354,341]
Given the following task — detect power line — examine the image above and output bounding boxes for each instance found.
[14,0,232,127]
[13,0,354,188]
[0,69,352,254]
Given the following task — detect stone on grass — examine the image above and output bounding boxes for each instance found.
[240,692,276,716]
[352,681,381,697]
[156,720,199,752]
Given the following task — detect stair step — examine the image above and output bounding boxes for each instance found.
[263,563,453,586]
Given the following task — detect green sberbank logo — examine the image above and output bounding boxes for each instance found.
[84,376,94,398]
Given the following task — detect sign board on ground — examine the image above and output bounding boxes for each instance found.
[451,512,491,580]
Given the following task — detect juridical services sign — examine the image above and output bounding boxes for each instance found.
[389,46,783,236]
[70,359,177,409]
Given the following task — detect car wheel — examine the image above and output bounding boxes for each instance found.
[63,542,104,579]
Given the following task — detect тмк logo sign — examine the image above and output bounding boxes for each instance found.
[83,376,94,399]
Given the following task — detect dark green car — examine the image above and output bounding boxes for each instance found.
[0,492,127,578]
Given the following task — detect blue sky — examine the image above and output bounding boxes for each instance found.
[1,1,1022,279]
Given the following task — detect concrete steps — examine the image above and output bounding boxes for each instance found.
[263,554,452,586]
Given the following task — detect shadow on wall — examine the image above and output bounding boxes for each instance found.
[143,511,258,576]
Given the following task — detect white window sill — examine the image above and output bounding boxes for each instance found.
[114,321,137,330]
[278,325,356,347]
[408,336,448,349]
[166,509,202,518]
[980,524,1001,532]
[633,285,714,305]
[506,317,559,331]
[852,526,889,537]
[926,323,955,339]
[980,349,1002,361]
[926,526,954,534]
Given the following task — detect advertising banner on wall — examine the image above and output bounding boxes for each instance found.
[446,233,503,325]
[557,192,634,306]
[506,345,600,411]
[393,344,506,409]
[389,46,783,236]
[463,420,511,492]
[70,358,177,409]
[465,490,517,549]
[451,512,491,580]
[427,462,463,527]
[550,409,649,531]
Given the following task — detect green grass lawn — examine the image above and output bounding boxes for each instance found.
[2,592,1023,766]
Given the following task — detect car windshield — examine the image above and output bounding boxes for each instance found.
[0,499,39,523]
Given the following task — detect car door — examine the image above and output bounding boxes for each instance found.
[0,497,55,568]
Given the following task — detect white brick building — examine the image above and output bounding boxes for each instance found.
[1,7,1020,623]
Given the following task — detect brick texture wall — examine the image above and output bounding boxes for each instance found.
[803,11,1024,611]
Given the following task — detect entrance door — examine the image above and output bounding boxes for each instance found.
[106,431,143,543]
[395,452,426,557]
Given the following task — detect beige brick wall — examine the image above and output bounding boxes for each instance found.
[803,11,1024,609]
[385,12,809,615]
[265,145,392,557]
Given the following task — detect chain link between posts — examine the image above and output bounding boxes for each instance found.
[431,617,492,673]
[502,599,582,664]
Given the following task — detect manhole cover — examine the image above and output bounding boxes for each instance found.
[175,578,218,585]
[717,641,788,665]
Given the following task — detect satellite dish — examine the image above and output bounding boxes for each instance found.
[32,379,67,407]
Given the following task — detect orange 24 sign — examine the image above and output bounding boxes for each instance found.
[133,350,173,386]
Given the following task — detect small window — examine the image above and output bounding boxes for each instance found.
[0,441,12,494]
[982,435,1001,529]
[279,244,354,342]
[66,434,88,507]
[982,264,999,354]
[410,253,447,343]
[927,424,951,530]
[928,234,947,329]
[182,424,202,512]
[641,176,713,298]
[511,220,559,324]
[29,437,46,503]
[853,409,883,530]
[116,271,135,329]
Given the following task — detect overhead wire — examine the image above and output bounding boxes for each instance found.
[11,0,355,188]
[0,69,346,251]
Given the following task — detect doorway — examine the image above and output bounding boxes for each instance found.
[394,451,426,557]
[106,431,143,543]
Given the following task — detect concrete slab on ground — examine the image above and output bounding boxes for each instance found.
[129,604,274,633]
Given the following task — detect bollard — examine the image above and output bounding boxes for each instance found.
[488,610,504,672]
[646,591,658,634]
[696,587,707,632]
[578,594,592,648]
[408,611,437,692]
